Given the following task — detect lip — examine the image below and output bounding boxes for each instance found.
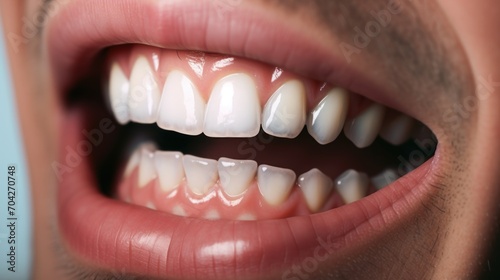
[49,0,438,278]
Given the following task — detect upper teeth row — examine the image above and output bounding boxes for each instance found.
[108,56,414,147]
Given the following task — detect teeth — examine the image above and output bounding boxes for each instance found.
[124,147,141,177]
[218,157,257,197]
[307,88,349,145]
[154,151,185,193]
[157,70,205,135]
[183,155,219,195]
[379,114,414,146]
[335,169,369,204]
[108,63,130,125]
[138,145,157,188]
[257,165,296,206]
[262,80,306,138]
[298,169,334,212]
[371,169,399,190]
[204,73,261,137]
[344,104,385,148]
[128,56,161,124]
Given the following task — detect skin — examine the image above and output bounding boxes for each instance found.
[1,0,500,279]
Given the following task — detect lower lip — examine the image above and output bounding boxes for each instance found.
[57,111,433,279]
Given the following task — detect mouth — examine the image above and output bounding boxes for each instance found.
[49,1,438,279]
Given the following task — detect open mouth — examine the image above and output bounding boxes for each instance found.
[48,1,439,279]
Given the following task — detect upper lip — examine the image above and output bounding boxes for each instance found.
[47,0,398,113]
[48,0,437,279]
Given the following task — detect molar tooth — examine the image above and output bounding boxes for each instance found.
[204,73,261,137]
[344,104,385,148]
[128,56,161,124]
[257,165,296,206]
[183,155,218,195]
[298,169,334,212]
[138,145,158,188]
[157,70,205,135]
[335,170,369,204]
[218,157,257,197]
[154,151,185,193]
[108,63,130,125]
[262,80,306,138]
[307,88,349,144]
[379,114,414,145]
[371,169,399,190]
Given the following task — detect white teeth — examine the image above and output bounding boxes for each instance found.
[124,147,141,177]
[204,73,261,137]
[183,155,219,195]
[379,114,414,146]
[371,169,399,190]
[138,145,157,188]
[154,151,185,193]
[344,104,385,148]
[298,169,334,212]
[335,169,369,204]
[307,88,349,145]
[157,71,205,135]
[257,165,296,206]
[128,56,161,124]
[262,80,306,138]
[108,63,130,125]
[218,157,257,197]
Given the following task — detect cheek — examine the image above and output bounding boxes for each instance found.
[436,0,500,75]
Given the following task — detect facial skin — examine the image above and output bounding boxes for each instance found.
[1,0,500,279]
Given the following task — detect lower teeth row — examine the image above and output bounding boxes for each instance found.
[118,143,402,220]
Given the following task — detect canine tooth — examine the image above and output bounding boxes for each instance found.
[344,104,385,148]
[335,170,369,204]
[257,165,296,206]
[157,70,205,135]
[307,88,349,144]
[154,151,185,193]
[380,114,414,145]
[218,158,257,197]
[108,63,130,125]
[128,56,161,124]
[183,155,218,195]
[298,169,334,212]
[262,80,306,138]
[204,73,261,137]
[138,145,157,188]
[371,169,399,190]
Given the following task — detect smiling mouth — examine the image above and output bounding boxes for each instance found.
[49,1,438,279]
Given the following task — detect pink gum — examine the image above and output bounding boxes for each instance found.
[117,167,346,220]
[106,44,369,114]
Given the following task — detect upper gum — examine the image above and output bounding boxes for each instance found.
[108,44,328,110]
